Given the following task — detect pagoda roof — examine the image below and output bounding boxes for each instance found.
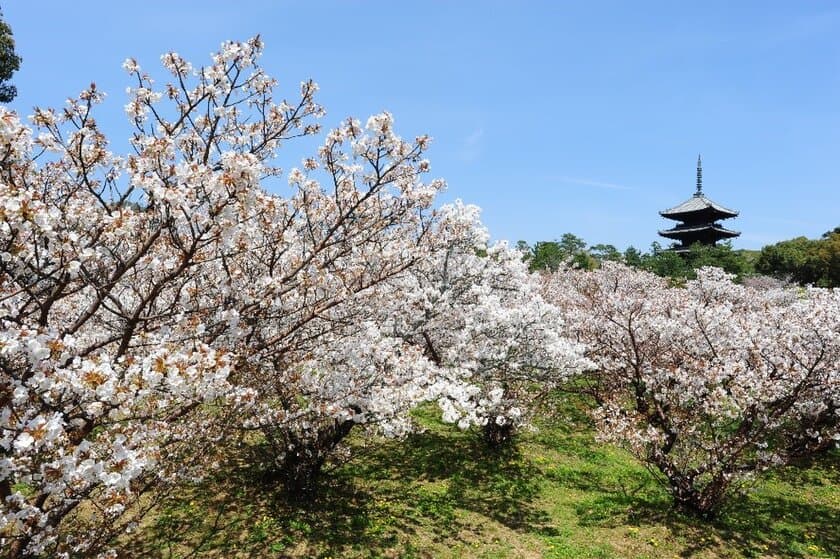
[660,193,738,219]
[658,223,740,239]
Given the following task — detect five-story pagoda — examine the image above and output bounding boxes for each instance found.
[659,156,739,252]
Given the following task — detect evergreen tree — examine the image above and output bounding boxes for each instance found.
[0,7,21,102]
[622,245,643,268]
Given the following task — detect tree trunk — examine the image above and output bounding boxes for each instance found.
[665,471,729,519]
[483,419,515,448]
[277,450,326,503]
[264,414,358,503]
[650,451,729,519]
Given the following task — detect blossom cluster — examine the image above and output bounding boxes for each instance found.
[545,263,839,514]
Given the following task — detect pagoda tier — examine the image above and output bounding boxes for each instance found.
[659,223,740,250]
[658,155,740,251]
[659,195,738,221]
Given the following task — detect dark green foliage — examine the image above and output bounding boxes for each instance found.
[756,237,821,283]
[631,241,754,281]
[0,8,21,102]
[823,226,840,238]
[523,235,755,281]
[528,241,566,271]
[639,241,691,279]
[520,233,596,271]
[524,225,837,287]
[589,243,622,263]
[622,246,643,267]
[558,232,587,256]
[756,228,839,287]
[679,242,753,279]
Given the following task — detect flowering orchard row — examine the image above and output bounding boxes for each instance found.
[1,39,837,558]
[545,264,838,516]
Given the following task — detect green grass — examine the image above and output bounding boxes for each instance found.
[121,394,839,558]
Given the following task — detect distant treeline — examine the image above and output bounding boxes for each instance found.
[519,226,840,288]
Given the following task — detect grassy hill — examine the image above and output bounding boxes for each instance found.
[122,394,838,558]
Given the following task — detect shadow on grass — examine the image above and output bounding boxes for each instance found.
[122,463,397,558]
[120,398,839,559]
[343,428,555,536]
[533,393,840,558]
[560,449,840,559]
[121,427,552,558]
[701,453,840,559]
[709,493,838,558]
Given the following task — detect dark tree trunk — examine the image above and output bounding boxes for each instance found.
[671,483,727,519]
[277,450,326,503]
[263,413,358,503]
[655,460,729,519]
[483,419,515,448]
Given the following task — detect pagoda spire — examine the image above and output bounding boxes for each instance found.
[695,154,703,196]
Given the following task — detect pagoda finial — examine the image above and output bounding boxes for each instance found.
[695,154,703,196]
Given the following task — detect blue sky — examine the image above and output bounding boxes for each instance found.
[5,1,839,250]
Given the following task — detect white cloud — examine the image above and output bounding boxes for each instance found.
[458,128,484,162]
[555,176,632,191]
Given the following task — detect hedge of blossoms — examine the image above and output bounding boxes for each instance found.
[545,263,839,516]
[0,38,589,555]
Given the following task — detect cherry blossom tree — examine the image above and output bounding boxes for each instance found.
[216,111,447,500]
[545,263,839,516]
[385,204,590,447]
[0,37,324,556]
